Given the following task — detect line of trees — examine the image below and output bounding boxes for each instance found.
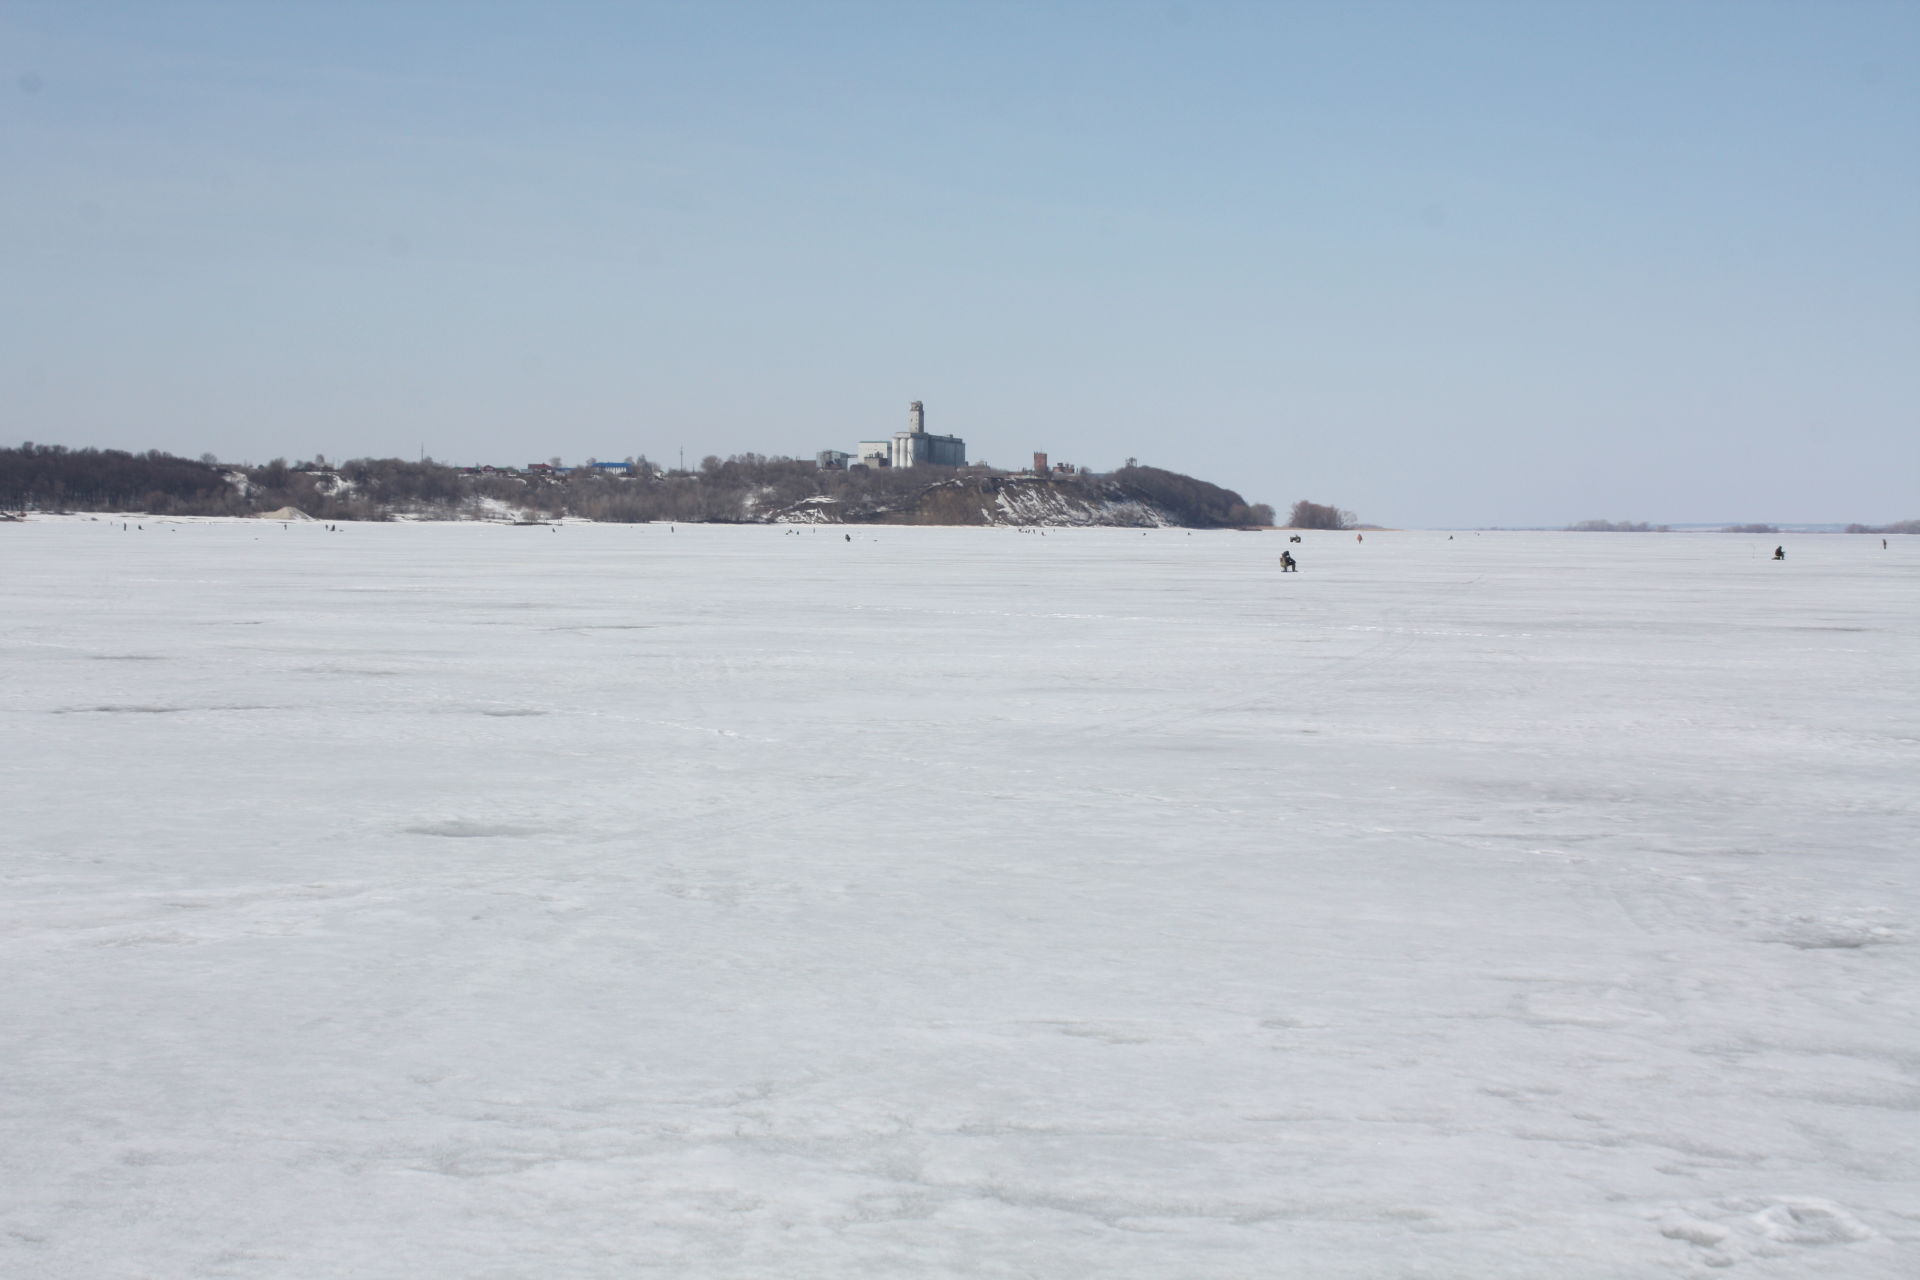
[1567,519,1671,532]
[0,445,477,520]
[0,444,237,514]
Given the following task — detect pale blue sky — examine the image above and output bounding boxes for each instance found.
[5,1,1915,526]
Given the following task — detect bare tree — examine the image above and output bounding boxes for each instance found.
[1288,500,1351,530]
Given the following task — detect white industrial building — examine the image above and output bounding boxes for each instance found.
[889,401,966,468]
[844,401,965,469]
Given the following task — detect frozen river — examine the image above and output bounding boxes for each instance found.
[4,519,1916,1278]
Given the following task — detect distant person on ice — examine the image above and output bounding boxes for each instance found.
[1773,546,1786,560]
[1280,550,1298,572]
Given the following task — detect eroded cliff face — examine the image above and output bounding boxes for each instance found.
[769,475,1181,527]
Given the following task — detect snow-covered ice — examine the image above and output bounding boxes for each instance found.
[4,520,1916,1278]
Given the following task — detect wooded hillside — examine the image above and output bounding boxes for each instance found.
[1,445,1275,529]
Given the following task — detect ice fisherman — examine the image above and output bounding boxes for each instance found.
[1280,550,1298,572]
[1773,546,1786,560]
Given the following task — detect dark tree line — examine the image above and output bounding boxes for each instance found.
[0,444,237,514]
